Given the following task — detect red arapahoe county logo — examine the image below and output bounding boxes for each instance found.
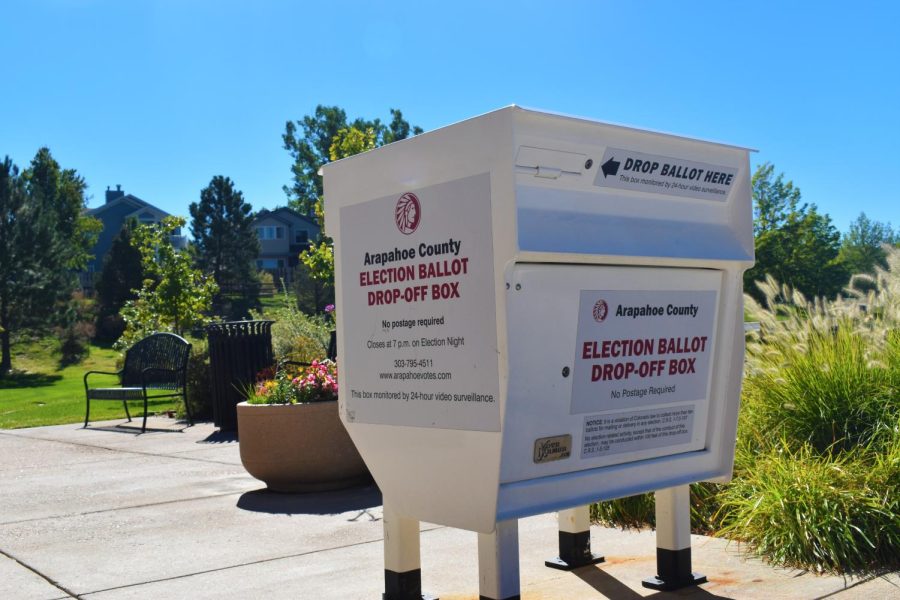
[593,299,609,323]
[395,192,421,235]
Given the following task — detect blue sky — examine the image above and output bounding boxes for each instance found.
[1,0,897,233]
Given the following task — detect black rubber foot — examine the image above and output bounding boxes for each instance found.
[544,553,605,571]
[479,595,521,600]
[545,530,604,571]
[642,572,707,591]
[383,568,438,600]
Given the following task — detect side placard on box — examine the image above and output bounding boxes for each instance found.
[339,173,501,432]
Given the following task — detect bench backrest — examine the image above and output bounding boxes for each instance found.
[121,333,192,389]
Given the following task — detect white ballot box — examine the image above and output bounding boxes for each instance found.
[322,106,753,538]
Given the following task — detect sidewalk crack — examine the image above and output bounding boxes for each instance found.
[0,548,80,599]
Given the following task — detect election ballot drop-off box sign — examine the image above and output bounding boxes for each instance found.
[323,106,753,534]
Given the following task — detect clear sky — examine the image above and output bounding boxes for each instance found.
[1,0,897,234]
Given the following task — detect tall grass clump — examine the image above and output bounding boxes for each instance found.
[594,247,900,574]
[717,442,900,572]
[727,248,900,573]
[741,315,897,455]
[592,481,722,535]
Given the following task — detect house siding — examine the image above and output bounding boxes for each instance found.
[255,216,291,256]
[86,195,177,274]
[252,208,320,284]
[88,201,140,272]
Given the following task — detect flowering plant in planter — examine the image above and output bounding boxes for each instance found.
[246,359,338,405]
[237,357,367,492]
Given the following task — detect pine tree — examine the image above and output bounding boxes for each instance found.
[94,218,145,340]
[0,150,100,373]
[190,176,260,316]
[0,157,26,373]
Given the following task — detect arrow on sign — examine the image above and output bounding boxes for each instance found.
[601,157,620,178]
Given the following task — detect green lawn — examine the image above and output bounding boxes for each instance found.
[256,295,283,315]
[0,338,181,429]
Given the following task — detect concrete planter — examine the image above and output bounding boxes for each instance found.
[236,401,369,493]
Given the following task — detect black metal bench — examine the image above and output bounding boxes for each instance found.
[84,332,193,432]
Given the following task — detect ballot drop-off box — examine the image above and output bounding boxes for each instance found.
[322,106,753,599]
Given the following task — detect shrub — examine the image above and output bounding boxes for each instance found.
[184,337,212,420]
[56,292,97,366]
[95,314,126,342]
[58,321,95,366]
[591,482,721,535]
[723,255,900,572]
[742,322,899,455]
[293,261,334,314]
[592,492,654,530]
[717,443,900,573]
[741,272,900,457]
[251,287,330,362]
[258,270,274,289]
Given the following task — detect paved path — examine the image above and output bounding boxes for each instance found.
[1,418,898,599]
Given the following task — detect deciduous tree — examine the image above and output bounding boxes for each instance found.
[119,217,217,346]
[838,212,897,277]
[296,123,392,306]
[285,106,422,313]
[744,163,847,303]
[282,106,422,215]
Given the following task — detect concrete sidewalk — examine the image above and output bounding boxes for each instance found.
[1,418,897,600]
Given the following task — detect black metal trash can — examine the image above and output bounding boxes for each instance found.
[206,320,274,432]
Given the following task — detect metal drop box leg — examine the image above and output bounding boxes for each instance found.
[477,519,520,600]
[545,504,604,570]
[642,485,707,591]
[382,501,438,600]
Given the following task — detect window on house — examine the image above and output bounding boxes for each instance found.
[294,230,309,245]
[257,258,285,269]
[256,226,284,240]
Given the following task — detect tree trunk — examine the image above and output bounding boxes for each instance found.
[1,291,11,374]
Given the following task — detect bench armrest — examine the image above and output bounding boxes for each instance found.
[84,370,122,387]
